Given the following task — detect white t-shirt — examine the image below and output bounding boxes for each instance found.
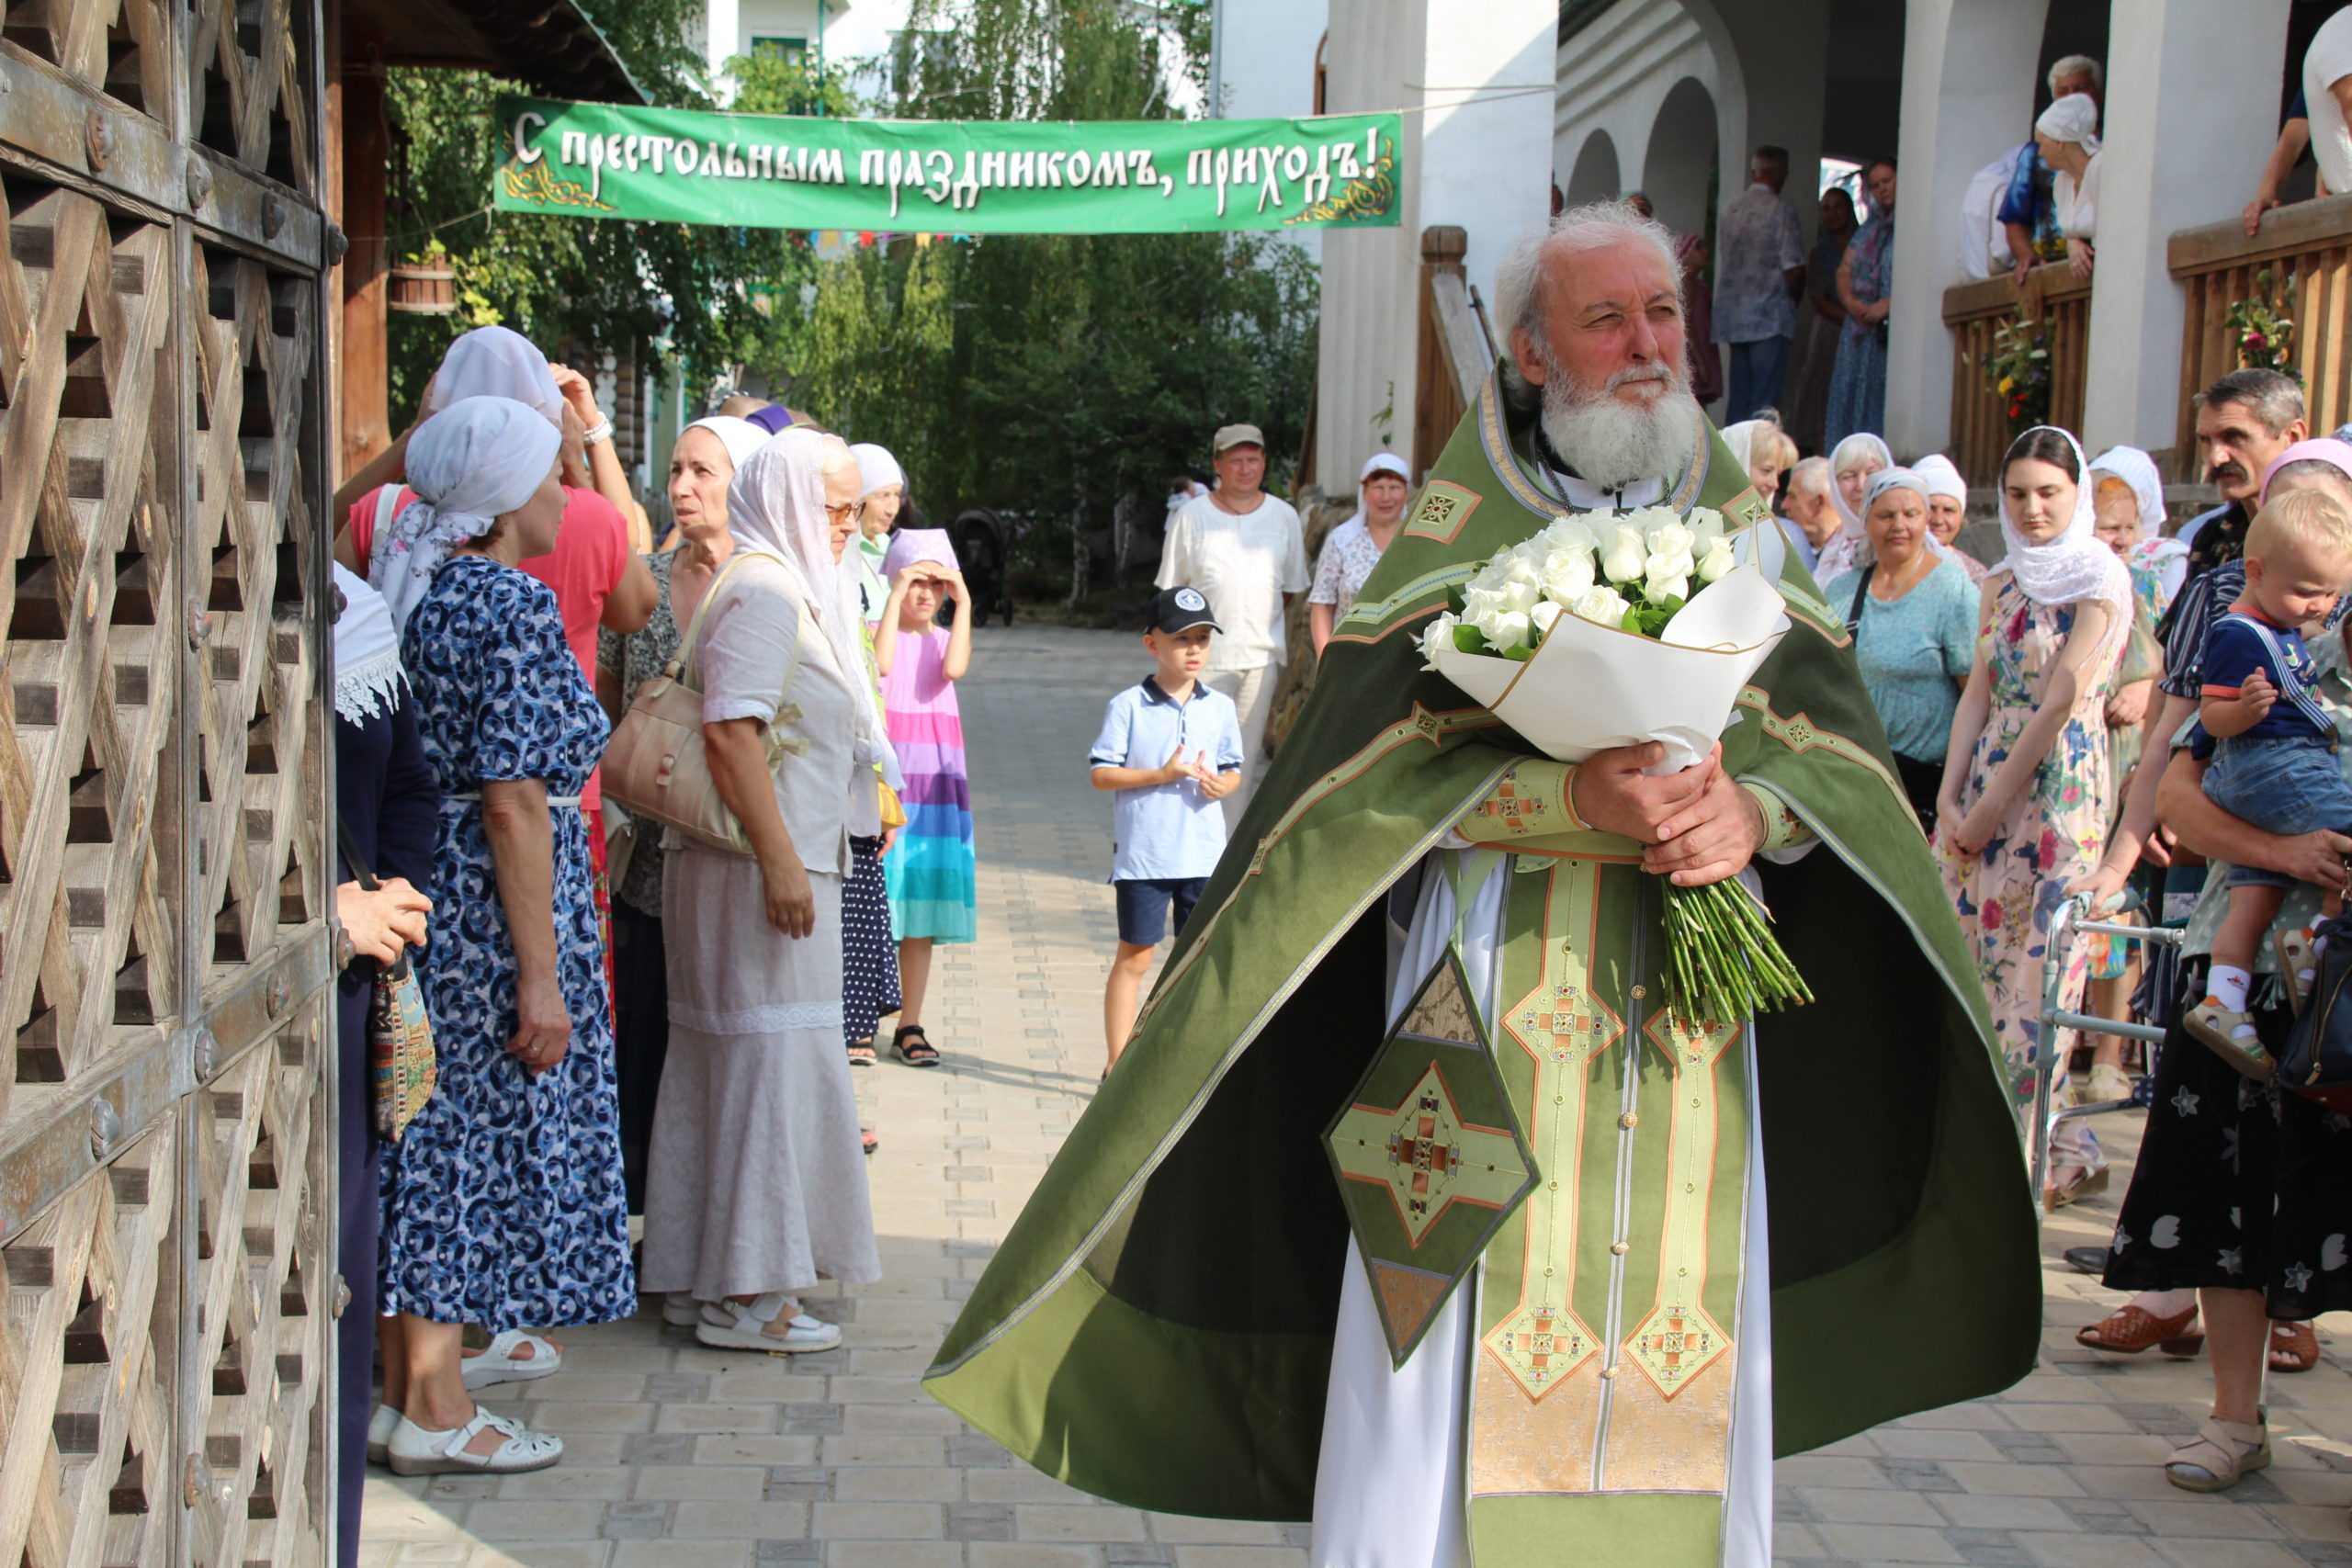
[2308,8,2352,197]
[1156,491,1309,671]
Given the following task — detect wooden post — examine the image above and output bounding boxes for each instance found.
[339,59,389,484]
[1414,224,1469,479]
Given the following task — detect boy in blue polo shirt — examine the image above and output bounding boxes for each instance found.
[1091,587,1246,1071]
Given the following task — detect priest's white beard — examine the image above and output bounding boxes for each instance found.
[1538,356,1702,492]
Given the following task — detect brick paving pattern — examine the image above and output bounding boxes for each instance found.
[363,624,2352,1567]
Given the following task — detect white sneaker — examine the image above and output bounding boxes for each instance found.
[367,1403,400,1467]
[695,1295,842,1353]
[385,1407,563,1476]
[662,1292,706,1327]
[459,1328,563,1391]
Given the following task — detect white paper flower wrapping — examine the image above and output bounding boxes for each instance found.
[1432,555,1791,772]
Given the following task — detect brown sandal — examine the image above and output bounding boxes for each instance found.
[2076,1302,2205,1357]
[2270,1319,2320,1373]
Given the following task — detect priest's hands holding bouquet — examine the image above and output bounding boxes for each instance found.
[1572,742,1763,887]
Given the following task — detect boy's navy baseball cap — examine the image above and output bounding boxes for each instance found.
[1148,586,1222,636]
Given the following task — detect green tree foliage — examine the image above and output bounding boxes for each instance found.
[770,0,1320,589]
[379,0,834,423]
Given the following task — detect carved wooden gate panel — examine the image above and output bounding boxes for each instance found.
[0,1,335,1563]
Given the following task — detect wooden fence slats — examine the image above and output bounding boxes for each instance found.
[0,0,331,1562]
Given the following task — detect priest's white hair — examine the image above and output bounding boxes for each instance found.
[1493,200,1685,379]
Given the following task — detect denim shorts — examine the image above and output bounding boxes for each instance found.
[2204,735,2352,889]
[1115,876,1208,947]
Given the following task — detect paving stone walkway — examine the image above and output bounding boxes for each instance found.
[362,624,2352,1568]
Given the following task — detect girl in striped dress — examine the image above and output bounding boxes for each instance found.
[876,528,978,1066]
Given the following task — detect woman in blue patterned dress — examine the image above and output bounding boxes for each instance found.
[370,396,633,1476]
[1826,158,1897,450]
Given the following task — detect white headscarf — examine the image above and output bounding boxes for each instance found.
[850,443,906,502]
[1721,420,1767,477]
[681,415,771,474]
[1863,467,1929,511]
[2035,94,2101,153]
[423,325,565,429]
[1819,432,1894,577]
[369,396,561,632]
[1913,453,1968,504]
[2086,445,2166,538]
[1998,425,2133,613]
[331,560,405,726]
[726,429,896,774]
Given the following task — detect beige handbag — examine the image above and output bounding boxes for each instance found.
[603,549,792,855]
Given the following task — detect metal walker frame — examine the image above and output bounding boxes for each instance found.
[2030,892,2185,1208]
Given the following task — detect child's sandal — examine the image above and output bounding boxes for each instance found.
[892,1025,941,1067]
[2185,998,2276,1081]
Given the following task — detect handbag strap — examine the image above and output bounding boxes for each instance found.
[370,479,404,561]
[336,819,379,893]
[1844,565,1877,639]
[666,548,787,691]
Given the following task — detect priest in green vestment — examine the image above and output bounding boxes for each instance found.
[923,201,2041,1566]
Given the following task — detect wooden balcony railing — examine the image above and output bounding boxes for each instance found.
[2171,193,2352,456]
[1941,262,2092,486]
[1415,224,1493,478]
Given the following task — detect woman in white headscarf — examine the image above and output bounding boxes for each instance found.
[1912,454,1990,584]
[644,427,883,1353]
[1938,425,2132,1208]
[1815,431,1892,582]
[375,397,632,1477]
[850,442,907,625]
[595,414,771,1210]
[1820,468,1980,827]
[1719,420,1795,509]
[2035,94,2104,279]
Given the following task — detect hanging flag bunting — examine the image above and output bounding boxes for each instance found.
[493,96,1403,234]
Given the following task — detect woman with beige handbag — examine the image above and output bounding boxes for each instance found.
[639,427,885,1352]
[595,414,769,1213]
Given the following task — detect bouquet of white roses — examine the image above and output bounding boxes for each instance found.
[1421,504,1812,1027]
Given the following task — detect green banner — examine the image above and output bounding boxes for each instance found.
[492,96,1402,234]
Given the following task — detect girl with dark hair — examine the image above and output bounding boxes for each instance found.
[1938,425,2133,1209]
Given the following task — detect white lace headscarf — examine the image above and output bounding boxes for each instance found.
[726,428,896,774]
[331,561,405,725]
[368,396,560,633]
[1998,425,2133,614]
[423,325,565,429]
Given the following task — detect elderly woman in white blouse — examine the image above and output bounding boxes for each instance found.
[2036,94,2103,280]
[1308,453,1410,656]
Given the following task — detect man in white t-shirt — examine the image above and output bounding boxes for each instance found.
[1155,422,1309,828]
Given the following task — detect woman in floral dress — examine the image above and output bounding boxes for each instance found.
[372,397,634,1476]
[1938,426,2132,1207]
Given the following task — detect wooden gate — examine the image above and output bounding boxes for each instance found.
[0,1,336,1563]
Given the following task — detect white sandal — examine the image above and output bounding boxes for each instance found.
[2165,1416,2270,1492]
[385,1406,564,1476]
[662,1292,706,1328]
[459,1327,564,1390]
[366,1403,400,1466]
[695,1293,843,1353]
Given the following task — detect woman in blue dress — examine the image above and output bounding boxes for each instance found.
[1826,158,1898,450]
[369,395,633,1476]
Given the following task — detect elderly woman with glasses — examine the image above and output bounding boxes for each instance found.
[643,428,885,1353]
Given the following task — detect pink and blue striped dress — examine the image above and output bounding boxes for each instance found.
[881,623,977,943]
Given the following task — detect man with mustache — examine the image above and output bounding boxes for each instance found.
[923,202,2036,1568]
[2103,369,2308,881]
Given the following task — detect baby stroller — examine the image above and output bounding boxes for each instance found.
[949,508,1016,626]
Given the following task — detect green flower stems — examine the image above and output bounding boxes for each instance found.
[1659,875,1814,1032]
